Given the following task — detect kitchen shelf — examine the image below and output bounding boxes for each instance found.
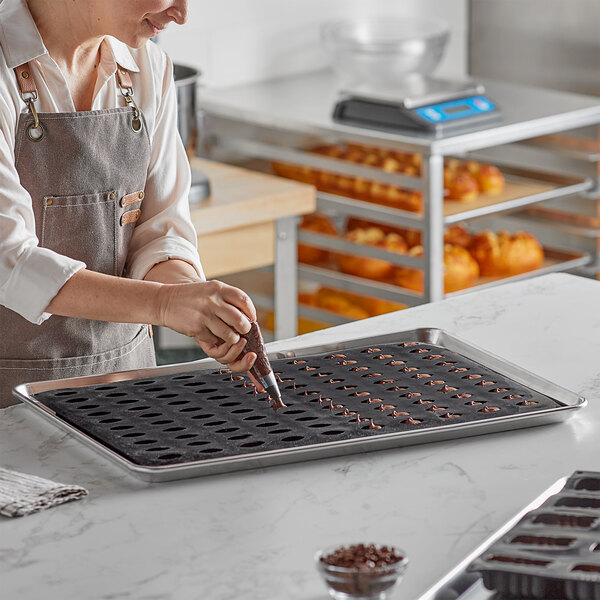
[201,71,600,311]
[297,246,590,308]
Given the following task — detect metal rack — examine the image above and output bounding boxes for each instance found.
[198,71,600,333]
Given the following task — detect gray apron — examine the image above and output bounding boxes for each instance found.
[0,63,156,408]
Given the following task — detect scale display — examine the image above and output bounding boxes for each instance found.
[333,93,502,135]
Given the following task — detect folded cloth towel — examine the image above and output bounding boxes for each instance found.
[0,467,88,517]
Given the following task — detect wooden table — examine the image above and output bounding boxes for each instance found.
[189,158,315,338]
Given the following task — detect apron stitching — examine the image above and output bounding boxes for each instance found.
[42,200,114,207]
[0,327,152,370]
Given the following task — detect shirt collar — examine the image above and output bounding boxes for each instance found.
[0,0,46,69]
[0,0,140,73]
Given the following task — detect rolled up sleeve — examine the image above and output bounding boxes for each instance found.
[125,55,204,282]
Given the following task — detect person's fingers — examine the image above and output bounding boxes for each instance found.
[193,330,221,348]
[227,352,256,373]
[203,315,241,345]
[219,285,257,325]
[216,339,250,365]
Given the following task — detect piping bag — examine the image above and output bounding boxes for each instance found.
[237,321,286,412]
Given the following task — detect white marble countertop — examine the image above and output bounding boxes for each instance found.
[1,273,599,600]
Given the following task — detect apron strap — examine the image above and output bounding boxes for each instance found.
[115,64,143,133]
[14,63,43,141]
[14,63,38,98]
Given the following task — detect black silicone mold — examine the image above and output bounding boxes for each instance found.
[34,341,561,467]
[469,471,600,599]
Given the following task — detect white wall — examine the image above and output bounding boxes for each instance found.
[159,0,468,88]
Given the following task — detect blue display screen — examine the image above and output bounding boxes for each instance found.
[414,96,496,123]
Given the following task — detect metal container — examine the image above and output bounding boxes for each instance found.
[173,63,200,150]
[320,17,450,87]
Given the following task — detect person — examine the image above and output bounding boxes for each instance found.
[0,0,257,408]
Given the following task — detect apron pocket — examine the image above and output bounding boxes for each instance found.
[41,191,117,276]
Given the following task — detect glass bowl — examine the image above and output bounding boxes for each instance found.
[315,543,409,600]
[320,16,450,87]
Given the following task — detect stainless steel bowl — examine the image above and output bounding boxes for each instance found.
[173,63,200,150]
[321,16,450,87]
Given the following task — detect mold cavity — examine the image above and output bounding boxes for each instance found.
[487,555,551,566]
[116,399,138,405]
[144,387,167,393]
[157,453,183,460]
[268,428,292,435]
[229,434,252,440]
[180,406,203,413]
[122,432,144,438]
[281,436,303,442]
[283,409,305,415]
[151,419,173,426]
[106,392,127,397]
[133,380,155,386]
[321,430,345,436]
[183,381,210,388]
[187,440,210,446]
[164,426,186,432]
[256,422,279,428]
[241,441,266,448]
[215,427,239,434]
[231,408,253,414]
[99,418,121,424]
[533,514,596,528]
[157,393,178,399]
[309,423,330,429]
[94,386,117,391]
[556,497,600,509]
[203,420,227,427]
[200,448,222,454]
[55,390,78,396]
[139,412,161,418]
[572,565,600,573]
[243,415,266,421]
[88,411,111,417]
[173,374,194,380]
[191,413,215,420]
[134,439,158,445]
[575,478,600,492]
[76,404,100,410]
[110,425,133,431]
[220,401,242,407]
[511,535,575,547]
[167,400,189,406]
[208,395,229,400]
[65,397,88,404]
[146,446,170,452]
[175,433,198,439]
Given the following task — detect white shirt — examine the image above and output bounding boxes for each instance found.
[0,0,204,325]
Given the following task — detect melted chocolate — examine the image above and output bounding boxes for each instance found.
[400,367,418,373]
[290,359,306,364]
[426,380,445,386]
[413,399,433,404]
[270,396,287,411]
[367,419,382,430]
[362,348,381,354]
[390,411,409,418]
[389,386,408,392]
[450,367,468,373]
[403,392,421,398]
[402,417,422,424]
[366,398,382,404]
[440,413,461,419]
[453,393,472,399]
[350,366,369,372]
[354,391,371,397]
[341,408,356,416]
[505,394,523,400]
[374,379,394,384]
[411,348,430,354]
[438,385,457,393]
[337,360,357,365]
[476,380,496,386]
[518,400,538,406]
[412,373,431,379]
[301,366,317,371]
[427,405,447,412]
[465,400,483,406]
[423,354,444,360]
[463,374,482,380]
[326,354,346,359]
[489,387,509,393]
[363,373,383,378]
[387,360,405,366]
[376,404,396,411]
[374,354,393,360]
[480,406,500,413]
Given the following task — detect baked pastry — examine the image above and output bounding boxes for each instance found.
[317,287,406,317]
[297,214,338,265]
[475,164,505,195]
[394,244,480,293]
[444,168,479,202]
[444,224,471,248]
[337,227,408,281]
[468,230,544,276]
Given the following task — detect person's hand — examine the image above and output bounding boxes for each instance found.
[157,280,257,371]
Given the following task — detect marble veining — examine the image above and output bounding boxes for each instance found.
[1,273,599,600]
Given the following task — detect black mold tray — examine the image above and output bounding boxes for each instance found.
[469,471,600,600]
[13,328,585,482]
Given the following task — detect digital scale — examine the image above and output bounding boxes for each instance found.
[333,75,502,135]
